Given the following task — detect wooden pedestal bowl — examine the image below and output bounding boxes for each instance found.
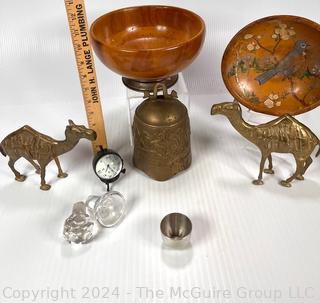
[90,5,205,91]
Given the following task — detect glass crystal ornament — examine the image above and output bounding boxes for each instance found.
[63,202,95,244]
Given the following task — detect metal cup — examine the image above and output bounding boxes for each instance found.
[160,213,192,248]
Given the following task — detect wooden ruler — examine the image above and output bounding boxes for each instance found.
[64,0,107,153]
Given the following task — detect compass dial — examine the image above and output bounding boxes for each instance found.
[95,154,122,180]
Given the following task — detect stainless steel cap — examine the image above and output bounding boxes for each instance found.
[160,213,192,248]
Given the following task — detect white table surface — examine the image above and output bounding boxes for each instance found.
[0,1,320,302]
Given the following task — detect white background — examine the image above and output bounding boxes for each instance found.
[0,1,320,302]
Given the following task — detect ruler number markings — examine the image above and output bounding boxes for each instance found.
[64,0,107,151]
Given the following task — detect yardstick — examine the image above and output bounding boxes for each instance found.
[64,0,107,153]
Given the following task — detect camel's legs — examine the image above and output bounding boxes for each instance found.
[253,152,269,185]
[8,157,26,182]
[54,157,68,178]
[280,158,305,187]
[23,156,41,174]
[264,155,275,174]
[296,156,313,180]
[39,165,51,191]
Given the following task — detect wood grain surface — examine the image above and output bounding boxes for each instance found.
[90,6,205,81]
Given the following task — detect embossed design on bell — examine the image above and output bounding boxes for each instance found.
[211,101,320,187]
[133,84,191,181]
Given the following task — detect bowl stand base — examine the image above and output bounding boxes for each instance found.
[122,75,178,92]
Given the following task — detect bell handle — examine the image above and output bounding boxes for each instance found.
[153,83,169,98]
[144,83,178,100]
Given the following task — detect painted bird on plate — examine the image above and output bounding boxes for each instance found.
[255,40,309,85]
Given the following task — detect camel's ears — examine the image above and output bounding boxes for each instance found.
[68,119,75,126]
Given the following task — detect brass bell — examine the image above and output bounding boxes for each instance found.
[133,83,191,181]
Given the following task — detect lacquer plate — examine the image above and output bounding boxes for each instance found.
[222,15,320,116]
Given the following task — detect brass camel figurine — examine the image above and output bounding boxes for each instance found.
[0,120,96,190]
[211,102,320,187]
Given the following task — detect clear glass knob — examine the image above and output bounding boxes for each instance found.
[86,191,127,228]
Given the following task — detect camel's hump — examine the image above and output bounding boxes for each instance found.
[257,115,298,128]
[22,126,57,144]
[258,115,315,132]
[2,125,57,145]
[256,114,318,141]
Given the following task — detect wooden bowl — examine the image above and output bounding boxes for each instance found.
[222,15,320,116]
[90,6,205,89]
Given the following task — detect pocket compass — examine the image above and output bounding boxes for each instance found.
[93,146,126,191]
